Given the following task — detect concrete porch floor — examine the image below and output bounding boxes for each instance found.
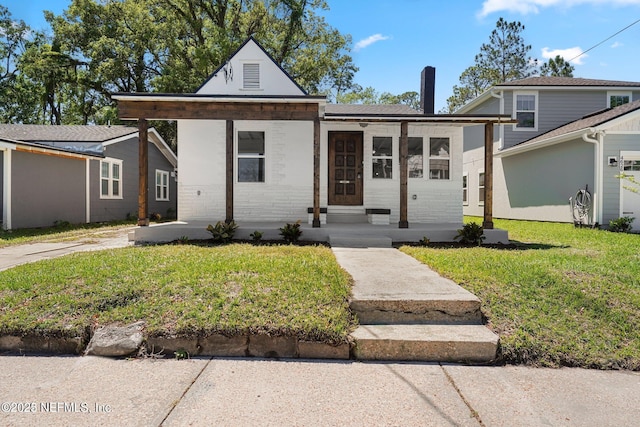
[131,220,509,245]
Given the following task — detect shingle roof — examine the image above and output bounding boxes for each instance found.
[513,99,640,148]
[0,124,138,142]
[325,104,421,116]
[497,76,640,88]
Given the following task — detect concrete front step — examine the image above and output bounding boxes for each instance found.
[351,324,499,363]
[329,235,392,248]
[350,297,482,325]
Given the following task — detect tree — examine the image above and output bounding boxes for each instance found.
[336,85,420,110]
[539,55,574,77]
[0,6,48,123]
[445,18,537,112]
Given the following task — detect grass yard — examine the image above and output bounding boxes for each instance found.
[0,221,136,248]
[0,244,355,345]
[401,217,640,370]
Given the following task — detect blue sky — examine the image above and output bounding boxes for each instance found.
[6,0,640,111]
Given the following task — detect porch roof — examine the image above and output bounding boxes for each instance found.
[112,92,514,124]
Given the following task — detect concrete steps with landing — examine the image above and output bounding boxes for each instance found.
[331,247,499,363]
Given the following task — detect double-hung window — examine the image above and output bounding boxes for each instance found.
[408,137,423,178]
[237,131,265,182]
[514,92,537,130]
[372,136,393,179]
[462,172,468,205]
[478,171,485,205]
[156,170,169,201]
[100,158,122,199]
[429,137,450,179]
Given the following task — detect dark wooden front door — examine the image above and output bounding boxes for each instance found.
[328,132,363,205]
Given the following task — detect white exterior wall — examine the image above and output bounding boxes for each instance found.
[234,120,314,222]
[178,120,227,221]
[197,40,304,96]
[178,119,314,223]
[320,122,463,223]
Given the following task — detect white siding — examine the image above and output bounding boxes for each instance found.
[197,39,304,96]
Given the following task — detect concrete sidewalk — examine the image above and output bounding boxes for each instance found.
[0,229,134,271]
[0,355,638,426]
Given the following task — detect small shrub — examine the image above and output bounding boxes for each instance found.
[454,222,485,246]
[419,236,430,246]
[53,220,71,228]
[177,235,189,244]
[279,220,302,243]
[250,230,263,241]
[206,220,238,243]
[150,212,162,221]
[609,216,635,233]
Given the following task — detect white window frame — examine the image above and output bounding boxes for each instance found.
[155,169,170,201]
[242,62,261,90]
[478,170,485,206]
[513,91,538,131]
[428,137,450,180]
[236,129,266,183]
[100,158,123,200]
[408,137,424,178]
[372,136,393,179]
[462,172,469,205]
[607,91,632,108]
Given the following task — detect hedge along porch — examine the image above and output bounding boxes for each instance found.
[112,37,513,239]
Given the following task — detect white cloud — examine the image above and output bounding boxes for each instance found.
[541,47,587,64]
[478,0,640,18]
[611,41,624,48]
[354,34,390,51]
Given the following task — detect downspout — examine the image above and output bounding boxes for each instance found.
[2,149,12,230]
[490,89,504,150]
[582,128,603,226]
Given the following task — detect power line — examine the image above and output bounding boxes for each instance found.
[568,17,640,63]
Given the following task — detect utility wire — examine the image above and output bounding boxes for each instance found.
[568,17,640,63]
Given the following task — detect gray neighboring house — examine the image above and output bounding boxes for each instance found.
[459,77,640,230]
[0,124,177,230]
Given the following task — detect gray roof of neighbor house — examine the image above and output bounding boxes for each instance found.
[0,124,137,142]
[499,99,640,156]
[496,76,640,88]
[325,104,420,116]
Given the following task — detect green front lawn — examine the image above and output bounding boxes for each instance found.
[401,218,640,369]
[0,244,355,344]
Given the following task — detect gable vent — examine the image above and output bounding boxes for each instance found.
[243,63,260,89]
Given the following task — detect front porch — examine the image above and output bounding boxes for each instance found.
[130,220,509,246]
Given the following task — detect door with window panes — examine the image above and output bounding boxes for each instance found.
[621,155,640,231]
[328,132,363,205]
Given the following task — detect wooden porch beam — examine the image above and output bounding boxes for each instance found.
[117,100,319,121]
[226,120,234,224]
[483,122,494,230]
[312,117,321,228]
[138,119,149,226]
[399,121,409,228]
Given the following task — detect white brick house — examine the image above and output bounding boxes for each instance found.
[114,37,511,237]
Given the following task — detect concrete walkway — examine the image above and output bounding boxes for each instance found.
[0,228,134,271]
[0,355,638,426]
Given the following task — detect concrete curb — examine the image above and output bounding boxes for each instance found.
[0,333,351,360]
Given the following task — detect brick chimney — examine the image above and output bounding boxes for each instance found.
[420,66,436,114]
